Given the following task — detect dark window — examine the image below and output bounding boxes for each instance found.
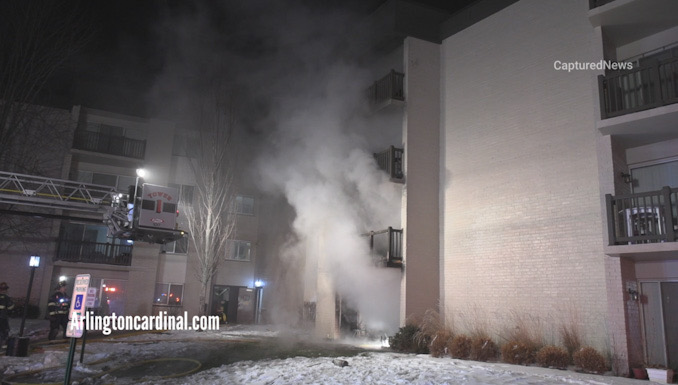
[163,202,177,214]
[161,237,188,254]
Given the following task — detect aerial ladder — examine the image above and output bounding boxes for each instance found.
[0,170,186,244]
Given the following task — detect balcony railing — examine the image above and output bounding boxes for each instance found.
[73,130,146,159]
[364,227,403,268]
[367,70,405,108]
[374,146,404,181]
[598,57,678,119]
[605,186,678,245]
[56,240,133,266]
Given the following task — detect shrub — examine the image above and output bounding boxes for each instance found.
[389,324,429,354]
[418,309,451,358]
[429,330,452,358]
[572,347,607,374]
[470,335,499,362]
[501,340,537,365]
[449,334,472,359]
[559,323,581,361]
[536,345,570,369]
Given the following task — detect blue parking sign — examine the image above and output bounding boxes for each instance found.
[74,294,83,310]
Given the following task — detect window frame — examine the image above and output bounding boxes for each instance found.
[233,195,255,216]
[226,240,252,261]
[161,237,189,254]
[153,283,184,306]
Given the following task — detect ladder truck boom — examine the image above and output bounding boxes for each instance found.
[0,171,186,244]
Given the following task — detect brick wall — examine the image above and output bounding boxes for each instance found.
[440,0,617,353]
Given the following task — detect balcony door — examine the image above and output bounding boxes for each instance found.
[631,159,678,193]
[641,281,678,369]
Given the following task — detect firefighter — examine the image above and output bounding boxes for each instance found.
[0,282,14,348]
[48,281,70,340]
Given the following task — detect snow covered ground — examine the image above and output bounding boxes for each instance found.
[1,320,651,385]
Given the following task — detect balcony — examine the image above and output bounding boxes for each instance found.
[605,186,677,246]
[73,130,146,159]
[598,57,678,119]
[588,0,678,46]
[374,146,404,182]
[367,70,405,110]
[56,240,133,266]
[364,227,403,268]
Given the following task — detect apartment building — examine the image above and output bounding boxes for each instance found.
[1,104,265,324]
[353,0,677,373]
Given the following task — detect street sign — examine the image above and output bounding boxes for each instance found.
[85,287,97,308]
[66,274,90,338]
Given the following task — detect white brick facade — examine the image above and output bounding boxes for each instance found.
[439,0,615,351]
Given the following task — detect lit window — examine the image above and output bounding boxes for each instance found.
[154,283,183,306]
[227,240,251,261]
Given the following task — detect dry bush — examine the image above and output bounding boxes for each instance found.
[557,304,582,362]
[430,330,453,358]
[503,312,544,348]
[448,334,472,359]
[418,309,453,357]
[470,335,499,362]
[559,322,581,361]
[455,305,498,361]
[536,345,570,369]
[500,312,544,365]
[501,340,538,365]
[573,347,608,374]
[419,309,445,337]
[458,305,490,340]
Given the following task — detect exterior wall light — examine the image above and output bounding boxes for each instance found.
[628,288,639,301]
[620,172,632,184]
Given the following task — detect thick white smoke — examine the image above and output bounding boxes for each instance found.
[146,0,403,333]
[256,61,403,333]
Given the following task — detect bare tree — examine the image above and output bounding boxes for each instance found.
[183,89,238,316]
[0,0,91,173]
[0,1,92,251]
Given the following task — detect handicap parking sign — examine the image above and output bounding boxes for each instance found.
[74,294,83,310]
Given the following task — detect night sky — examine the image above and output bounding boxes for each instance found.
[46,0,477,117]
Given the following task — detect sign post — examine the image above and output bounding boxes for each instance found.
[63,274,90,385]
[79,287,98,364]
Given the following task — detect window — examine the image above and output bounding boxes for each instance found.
[227,240,251,261]
[172,135,198,157]
[631,159,678,193]
[85,122,146,141]
[61,223,124,245]
[141,199,177,214]
[169,183,195,205]
[154,283,184,305]
[234,195,254,215]
[161,237,188,254]
[77,171,136,192]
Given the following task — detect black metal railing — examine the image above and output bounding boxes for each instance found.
[73,130,146,159]
[367,70,405,107]
[598,57,678,119]
[364,227,403,268]
[589,0,615,9]
[606,186,678,245]
[374,146,404,181]
[56,240,133,266]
